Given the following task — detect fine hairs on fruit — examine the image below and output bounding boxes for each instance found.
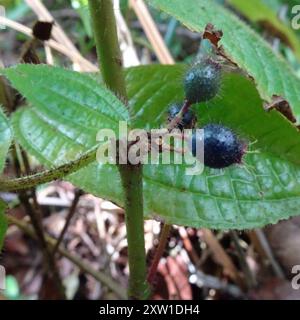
[189,124,247,169]
[184,58,222,104]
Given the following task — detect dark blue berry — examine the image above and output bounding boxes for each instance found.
[168,103,196,130]
[184,58,221,104]
[190,124,246,169]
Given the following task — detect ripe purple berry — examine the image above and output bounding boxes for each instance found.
[190,124,246,169]
[184,58,221,104]
[168,103,196,130]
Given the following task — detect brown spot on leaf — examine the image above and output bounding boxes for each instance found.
[202,24,239,68]
[203,23,223,48]
[264,95,296,123]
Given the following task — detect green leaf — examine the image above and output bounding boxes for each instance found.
[6,64,300,229]
[146,0,300,125]
[228,0,300,60]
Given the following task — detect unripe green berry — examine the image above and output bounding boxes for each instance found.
[184,58,221,104]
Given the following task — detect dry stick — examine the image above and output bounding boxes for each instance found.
[7,215,127,299]
[25,0,90,71]
[52,189,83,255]
[201,229,243,286]
[44,44,54,65]
[26,0,79,52]
[129,0,174,64]
[0,17,97,71]
[248,229,285,279]
[179,227,202,267]
[147,223,171,283]
[114,0,140,67]
[230,231,257,290]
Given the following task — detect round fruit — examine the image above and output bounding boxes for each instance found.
[168,103,196,130]
[190,124,246,169]
[184,58,221,104]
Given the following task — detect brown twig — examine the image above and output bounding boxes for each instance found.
[0,17,97,71]
[25,0,91,71]
[248,229,285,279]
[52,189,83,255]
[147,223,171,283]
[201,228,243,287]
[230,231,257,290]
[129,0,174,64]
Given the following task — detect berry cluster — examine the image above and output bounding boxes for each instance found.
[167,58,247,169]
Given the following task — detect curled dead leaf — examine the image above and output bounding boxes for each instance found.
[264,95,296,124]
[32,21,54,41]
[203,23,223,48]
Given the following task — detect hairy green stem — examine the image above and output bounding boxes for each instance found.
[88,0,127,101]
[88,0,148,299]
[0,146,98,191]
[119,164,149,299]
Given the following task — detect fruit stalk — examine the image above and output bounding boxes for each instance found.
[167,100,191,131]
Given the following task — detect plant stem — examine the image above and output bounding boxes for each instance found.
[0,146,98,191]
[119,164,149,299]
[88,0,127,101]
[88,0,148,299]
[167,99,191,131]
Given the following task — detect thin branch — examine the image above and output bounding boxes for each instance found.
[129,0,174,64]
[249,229,285,279]
[201,228,243,287]
[147,223,171,283]
[0,17,97,71]
[25,0,92,71]
[52,189,84,255]
[230,231,257,290]
[0,146,98,192]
